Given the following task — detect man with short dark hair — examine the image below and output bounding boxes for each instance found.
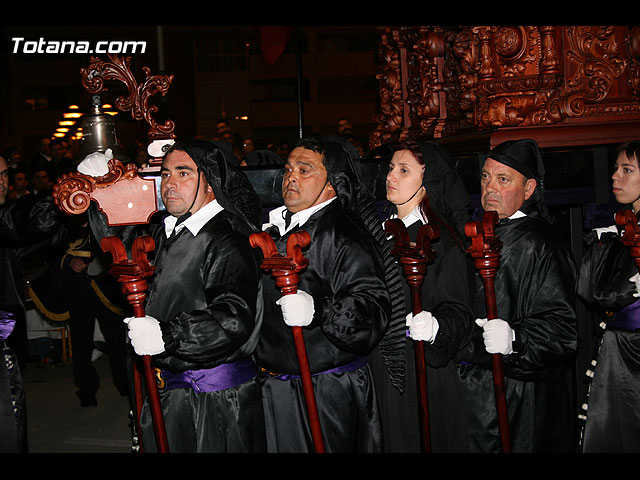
[83,139,266,452]
[254,136,404,453]
[458,139,577,453]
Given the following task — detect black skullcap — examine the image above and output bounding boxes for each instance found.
[486,138,548,218]
[487,138,545,180]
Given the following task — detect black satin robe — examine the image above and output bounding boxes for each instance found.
[577,229,640,452]
[89,206,266,453]
[458,214,578,453]
[0,195,65,453]
[254,200,390,453]
[369,220,474,452]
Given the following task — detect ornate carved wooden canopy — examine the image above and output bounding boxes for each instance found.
[371,26,640,151]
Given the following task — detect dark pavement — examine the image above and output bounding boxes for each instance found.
[21,354,134,453]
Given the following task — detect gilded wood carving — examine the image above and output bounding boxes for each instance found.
[371,26,640,147]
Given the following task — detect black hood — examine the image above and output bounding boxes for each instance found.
[166,139,262,234]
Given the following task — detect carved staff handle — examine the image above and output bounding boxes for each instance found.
[249,231,326,453]
[384,218,439,453]
[616,210,640,273]
[465,210,511,453]
[101,235,170,454]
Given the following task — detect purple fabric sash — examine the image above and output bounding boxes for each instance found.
[264,355,368,381]
[0,311,16,342]
[608,298,640,330]
[159,357,257,393]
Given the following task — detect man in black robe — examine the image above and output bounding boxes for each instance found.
[0,155,66,452]
[458,139,577,452]
[0,156,26,453]
[82,139,266,453]
[254,136,404,453]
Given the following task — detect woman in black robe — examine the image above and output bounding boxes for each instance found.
[577,140,640,452]
[369,140,474,452]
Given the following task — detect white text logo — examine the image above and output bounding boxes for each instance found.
[12,37,147,55]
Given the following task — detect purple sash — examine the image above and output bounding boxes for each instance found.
[264,355,368,381]
[159,357,257,393]
[608,298,640,331]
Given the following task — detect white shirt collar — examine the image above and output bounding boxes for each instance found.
[508,210,527,220]
[388,204,427,229]
[265,197,337,235]
[164,199,224,238]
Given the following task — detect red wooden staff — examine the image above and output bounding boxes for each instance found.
[249,230,325,453]
[101,235,170,454]
[465,210,511,453]
[616,210,640,271]
[52,160,169,453]
[384,218,439,453]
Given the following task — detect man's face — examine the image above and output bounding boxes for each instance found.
[0,157,8,205]
[480,158,536,219]
[216,122,230,135]
[243,139,254,154]
[13,172,28,192]
[7,150,21,167]
[40,138,51,155]
[282,147,335,213]
[32,170,50,191]
[161,150,215,217]
[337,119,352,135]
[50,143,65,161]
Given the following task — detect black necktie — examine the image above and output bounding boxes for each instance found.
[283,209,294,229]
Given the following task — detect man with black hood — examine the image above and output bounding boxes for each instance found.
[457,138,577,453]
[255,136,405,453]
[80,139,266,453]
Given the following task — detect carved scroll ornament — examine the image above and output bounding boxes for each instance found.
[52,158,158,226]
[80,53,176,142]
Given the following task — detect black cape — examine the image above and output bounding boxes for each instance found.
[0,195,66,453]
[370,219,474,452]
[459,214,578,453]
[255,199,390,452]
[577,228,640,452]
[89,205,266,453]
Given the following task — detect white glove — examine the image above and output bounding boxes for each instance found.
[148,139,175,158]
[406,311,439,342]
[276,290,315,327]
[475,318,515,355]
[77,148,112,177]
[593,225,617,239]
[630,273,640,298]
[124,315,165,356]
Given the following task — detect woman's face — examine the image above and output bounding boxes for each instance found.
[612,151,640,211]
[386,149,425,205]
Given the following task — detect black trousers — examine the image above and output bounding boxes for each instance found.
[61,271,129,399]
